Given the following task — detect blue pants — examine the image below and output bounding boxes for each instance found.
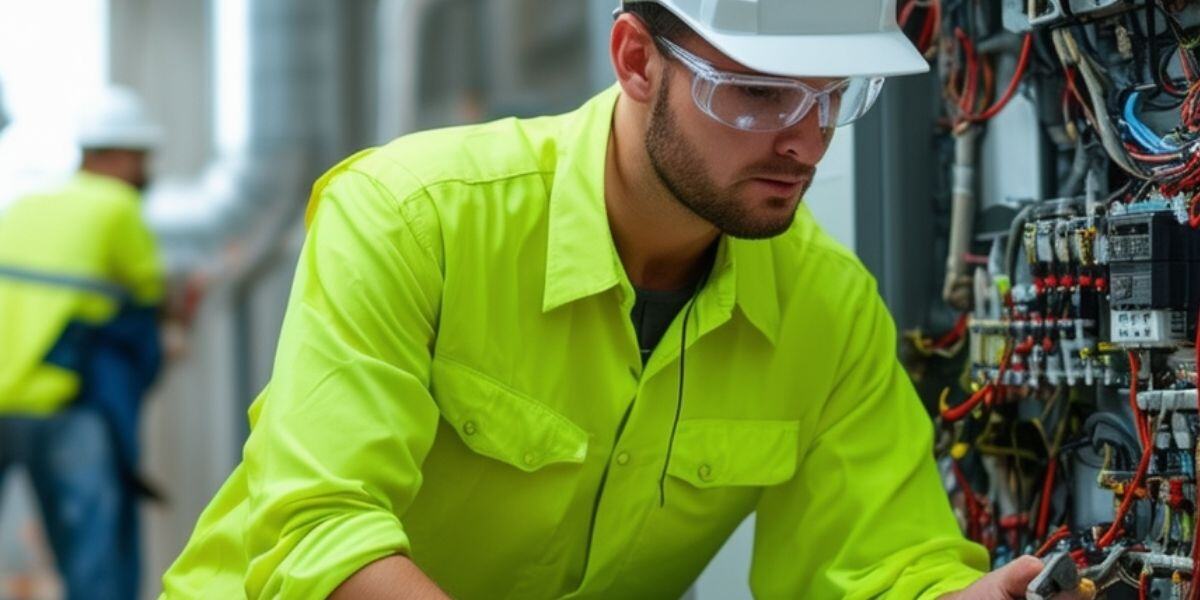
[0,406,139,600]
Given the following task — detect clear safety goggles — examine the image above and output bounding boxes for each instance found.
[656,37,887,132]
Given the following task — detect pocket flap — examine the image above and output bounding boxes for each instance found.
[431,357,588,472]
[667,419,799,488]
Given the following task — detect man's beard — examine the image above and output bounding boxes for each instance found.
[644,77,814,240]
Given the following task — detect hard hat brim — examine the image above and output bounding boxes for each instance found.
[666,14,930,78]
[78,123,163,151]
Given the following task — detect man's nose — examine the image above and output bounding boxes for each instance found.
[772,107,835,164]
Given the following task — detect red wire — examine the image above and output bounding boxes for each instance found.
[941,383,992,422]
[1139,571,1149,600]
[930,312,970,348]
[1096,431,1153,548]
[1163,74,1184,97]
[955,28,980,115]
[1189,194,1200,230]
[1035,525,1070,557]
[1093,351,1151,549]
[951,460,983,542]
[899,0,918,28]
[942,340,1015,421]
[1124,141,1184,164]
[993,342,1014,403]
[1128,352,1151,449]
[916,0,939,53]
[1035,457,1057,539]
[966,33,1034,123]
[1064,68,1089,111]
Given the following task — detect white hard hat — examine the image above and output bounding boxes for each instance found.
[622,0,929,78]
[77,86,162,151]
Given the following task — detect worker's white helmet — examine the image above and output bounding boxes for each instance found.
[77,86,162,151]
[621,0,929,78]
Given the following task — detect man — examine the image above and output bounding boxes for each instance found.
[0,85,165,600]
[0,81,8,132]
[162,1,1066,598]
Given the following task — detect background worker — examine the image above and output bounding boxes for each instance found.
[0,85,165,600]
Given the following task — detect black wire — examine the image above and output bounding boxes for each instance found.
[1125,11,1149,86]
[1153,0,1200,75]
[1104,179,1137,205]
[1143,91,1187,111]
[658,271,711,507]
[1146,0,1158,86]
[1154,0,1191,45]
[1152,41,1189,100]
[1132,177,1158,202]
[1031,29,1063,75]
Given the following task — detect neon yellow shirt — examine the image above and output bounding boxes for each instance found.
[162,86,987,599]
[0,172,162,414]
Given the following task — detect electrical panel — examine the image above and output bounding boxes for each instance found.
[900,0,1200,596]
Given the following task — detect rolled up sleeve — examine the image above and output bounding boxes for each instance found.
[240,168,445,599]
[751,277,989,599]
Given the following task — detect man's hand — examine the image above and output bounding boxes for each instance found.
[939,555,1096,600]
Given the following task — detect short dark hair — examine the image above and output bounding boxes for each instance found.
[622,1,694,42]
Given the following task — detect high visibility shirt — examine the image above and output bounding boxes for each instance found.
[0,172,163,415]
[161,86,988,599]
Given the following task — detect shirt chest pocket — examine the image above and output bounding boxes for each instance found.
[667,419,800,488]
[431,356,589,472]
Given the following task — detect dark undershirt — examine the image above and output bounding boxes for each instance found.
[628,249,716,365]
[630,286,696,366]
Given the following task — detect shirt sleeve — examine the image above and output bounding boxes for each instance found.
[750,275,989,599]
[107,196,164,306]
[239,168,445,599]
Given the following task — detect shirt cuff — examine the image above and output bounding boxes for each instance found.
[265,509,412,599]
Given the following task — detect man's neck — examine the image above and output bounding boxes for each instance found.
[605,95,719,292]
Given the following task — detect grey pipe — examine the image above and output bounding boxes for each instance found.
[943,127,981,310]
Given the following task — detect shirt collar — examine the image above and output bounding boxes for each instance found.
[542,86,625,314]
[541,85,780,345]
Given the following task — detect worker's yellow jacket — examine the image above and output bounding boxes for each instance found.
[0,172,163,415]
[162,86,988,599]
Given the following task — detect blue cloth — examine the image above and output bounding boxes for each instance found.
[0,305,161,599]
[0,406,139,600]
[44,305,162,478]
[75,306,162,474]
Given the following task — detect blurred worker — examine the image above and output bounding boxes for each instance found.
[0,86,164,600]
[161,1,1078,598]
[0,81,8,132]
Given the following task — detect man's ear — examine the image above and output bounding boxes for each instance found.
[611,14,660,104]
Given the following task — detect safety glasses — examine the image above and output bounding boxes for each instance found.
[655,37,887,132]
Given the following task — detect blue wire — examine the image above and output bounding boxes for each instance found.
[1123,92,1170,153]
[1123,91,1178,155]
[1123,92,1165,152]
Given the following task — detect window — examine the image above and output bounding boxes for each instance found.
[0,0,109,209]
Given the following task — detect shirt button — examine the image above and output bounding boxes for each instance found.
[615,452,630,466]
[462,421,477,436]
[524,452,538,466]
[698,464,713,481]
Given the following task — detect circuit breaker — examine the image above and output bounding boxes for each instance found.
[902,0,1200,596]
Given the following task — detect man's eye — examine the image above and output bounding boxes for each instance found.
[740,86,780,100]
